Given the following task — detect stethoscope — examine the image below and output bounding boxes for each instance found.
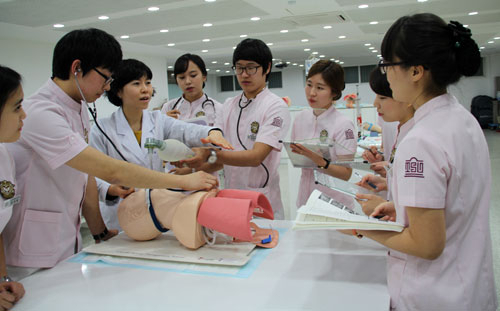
[236,93,269,188]
[172,93,216,116]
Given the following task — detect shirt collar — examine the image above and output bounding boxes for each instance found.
[241,87,269,104]
[46,78,83,112]
[414,93,456,123]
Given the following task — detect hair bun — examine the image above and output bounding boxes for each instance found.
[448,20,480,76]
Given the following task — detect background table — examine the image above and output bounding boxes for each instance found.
[14,220,390,311]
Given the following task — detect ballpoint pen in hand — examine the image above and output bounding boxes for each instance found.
[354,171,378,190]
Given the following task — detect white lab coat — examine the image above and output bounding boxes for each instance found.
[89,108,213,230]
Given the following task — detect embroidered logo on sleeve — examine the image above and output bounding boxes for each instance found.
[270,117,283,128]
[404,157,424,178]
[345,129,355,140]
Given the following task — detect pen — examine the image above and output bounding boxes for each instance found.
[358,144,383,155]
[354,172,377,190]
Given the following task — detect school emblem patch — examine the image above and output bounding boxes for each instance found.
[250,121,260,134]
[195,111,206,117]
[319,129,329,142]
[405,157,424,178]
[0,180,15,199]
[345,129,355,140]
[271,117,283,128]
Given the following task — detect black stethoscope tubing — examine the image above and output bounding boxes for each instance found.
[236,94,269,188]
[172,93,215,113]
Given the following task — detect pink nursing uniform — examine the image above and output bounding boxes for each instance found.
[4,79,90,268]
[215,88,290,219]
[388,94,497,310]
[161,94,222,126]
[291,105,357,207]
[0,145,17,233]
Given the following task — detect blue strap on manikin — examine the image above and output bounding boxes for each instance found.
[146,189,169,233]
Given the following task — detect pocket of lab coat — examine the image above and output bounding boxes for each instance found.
[19,209,62,256]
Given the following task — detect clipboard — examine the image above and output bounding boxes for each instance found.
[313,170,372,198]
[282,140,333,168]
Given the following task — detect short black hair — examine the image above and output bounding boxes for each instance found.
[369,68,392,98]
[233,38,272,81]
[306,60,345,101]
[52,28,122,80]
[0,65,22,117]
[106,59,153,107]
[174,54,207,88]
[381,13,480,92]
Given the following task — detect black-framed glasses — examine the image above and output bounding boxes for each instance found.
[232,65,261,76]
[93,67,114,85]
[378,59,406,74]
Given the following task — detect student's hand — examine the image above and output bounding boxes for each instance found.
[108,185,135,199]
[356,174,387,192]
[370,201,396,222]
[290,143,323,164]
[166,109,181,119]
[201,130,234,150]
[168,167,193,175]
[356,193,387,216]
[94,229,118,244]
[181,171,218,191]
[362,146,383,163]
[178,148,211,170]
[0,290,15,311]
[370,161,388,177]
[0,281,25,303]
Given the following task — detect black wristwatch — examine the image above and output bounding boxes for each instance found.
[1,276,12,282]
[318,157,330,169]
[93,228,109,241]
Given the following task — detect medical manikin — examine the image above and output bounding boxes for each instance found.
[117,188,279,249]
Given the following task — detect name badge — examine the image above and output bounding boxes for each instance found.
[2,195,21,210]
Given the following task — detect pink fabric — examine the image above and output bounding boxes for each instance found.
[197,197,253,241]
[0,144,16,232]
[216,189,274,220]
[291,105,357,208]
[215,88,291,219]
[161,95,222,126]
[389,94,497,310]
[4,79,89,268]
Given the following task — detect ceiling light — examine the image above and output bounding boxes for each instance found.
[224,62,230,65]
[358,4,369,8]
[206,69,210,71]
[494,37,500,40]
[304,48,311,51]
[203,38,210,42]
[168,66,173,69]
[267,43,273,46]
[340,61,344,64]
[372,50,378,53]
[251,17,261,21]
[203,23,213,27]
[148,7,159,11]
[464,25,469,27]
[330,58,335,61]
[98,16,109,20]
[286,62,291,64]
[167,43,175,46]
[468,11,478,15]
[369,21,378,25]
[312,51,319,55]
[299,64,304,67]
[364,43,371,46]
[202,50,208,53]
[205,0,216,2]
[240,34,247,38]
[480,47,485,49]
[301,39,309,42]
[280,29,288,33]
[233,46,236,49]
[292,63,298,66]
[226,70,230,73]
[53,24,64,28]
[417,0,427,2]
[338,35,346,39]
[160,29,169,33]
[335,60,340,63]
[369,47,375,49]
[216,69,221,72]
[120,35,130,39]
[488,41,494,44]
[319,55,325,58]
[212,61,217,64]
[323,25,332,29]
[377,54,381,57]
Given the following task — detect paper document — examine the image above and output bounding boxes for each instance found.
[282,139,333,168]
[84,231,257,266]
[314,170,373,198]
[293,190,404,232]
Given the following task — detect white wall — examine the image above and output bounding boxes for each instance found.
[0,37,169,119]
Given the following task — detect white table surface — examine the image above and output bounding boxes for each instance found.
[14,220,390,311]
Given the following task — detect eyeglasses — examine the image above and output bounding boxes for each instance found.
[93,68,114,85]
[378,59,406,74]
[232,65,261,76]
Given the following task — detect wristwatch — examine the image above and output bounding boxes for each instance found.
[207,150,217,164]
[1,275,12,282]
[317,157,330,169]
